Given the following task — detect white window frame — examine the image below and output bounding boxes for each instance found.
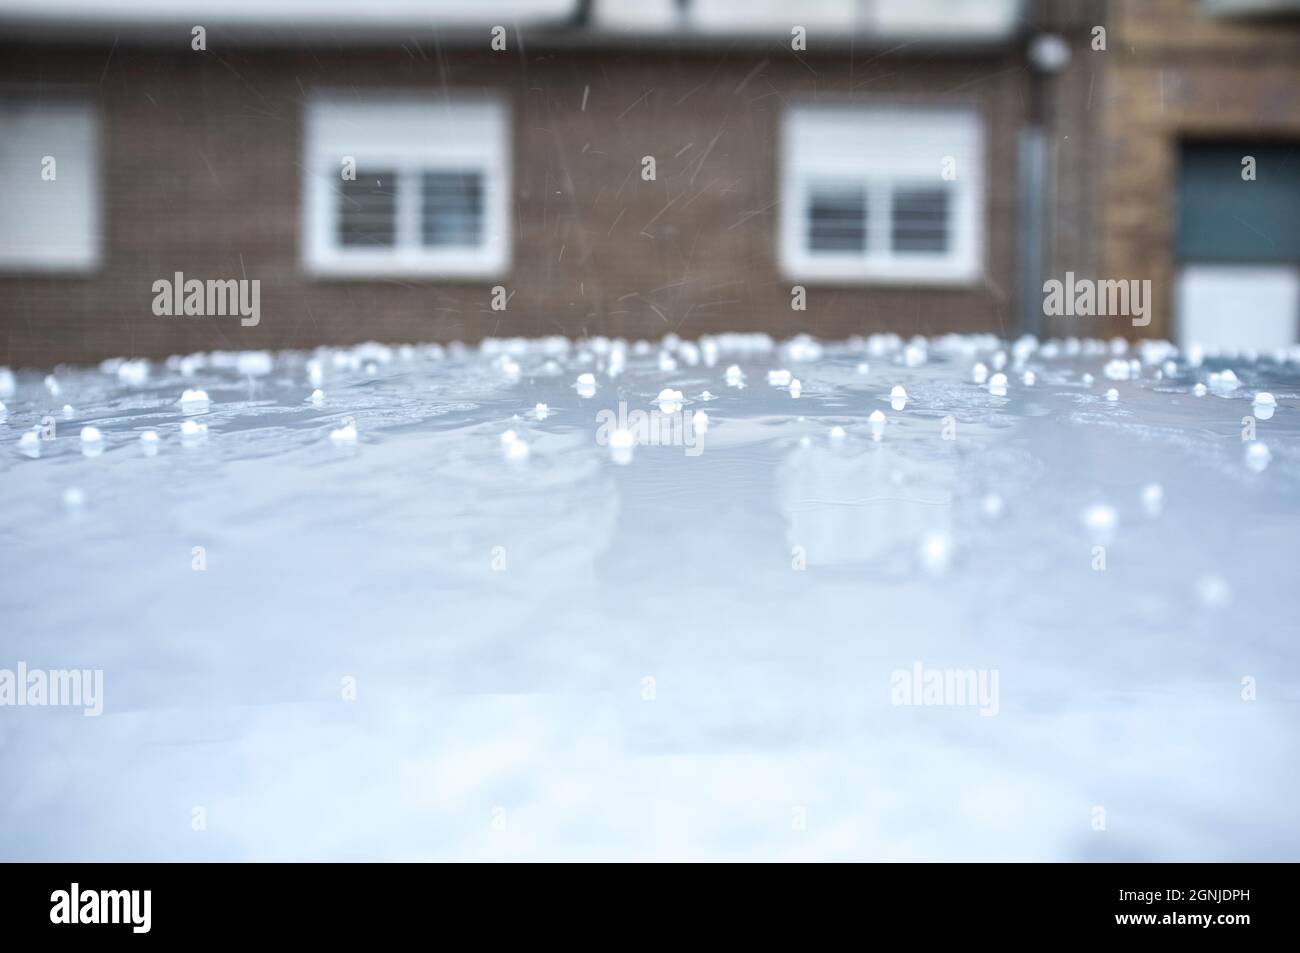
[779,103,984,285]
[302,91,510,279]
[0,94,101,273]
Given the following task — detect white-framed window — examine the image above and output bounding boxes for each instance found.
[302,91,510,279]
[779,104,983,284]
[0,95,100,273]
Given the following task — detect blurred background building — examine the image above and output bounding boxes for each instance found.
[0,0,1297,366]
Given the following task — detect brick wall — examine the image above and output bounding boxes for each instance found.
[1095,0,1300,340]
[0,41,1025,367]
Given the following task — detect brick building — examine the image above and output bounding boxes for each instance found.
[0,1,1296,367]
[1093,0,1300,349]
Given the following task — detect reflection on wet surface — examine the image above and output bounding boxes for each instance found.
[1,333,1297,860]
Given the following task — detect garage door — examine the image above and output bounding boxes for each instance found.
[1175,142,1300,350]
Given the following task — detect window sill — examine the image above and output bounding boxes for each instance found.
[303,255,508,282]
[778,261,985,289]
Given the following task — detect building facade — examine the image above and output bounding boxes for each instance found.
[0,1,1296,367]
[1094,0,1300,349]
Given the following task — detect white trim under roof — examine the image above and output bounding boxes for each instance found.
[0,0,1023,46]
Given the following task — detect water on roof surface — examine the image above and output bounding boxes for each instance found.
[1,332,1298,860]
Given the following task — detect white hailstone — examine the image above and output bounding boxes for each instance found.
[1193,382,1207,397]
[698,390,715,401]
[179,388,210,408]
[328,421,356,445]
[505,437,530,462]
[609,427,635,465]
[1197,575,1232,609]
[1140,483,1164,518]
[890,385,907,401]
[309,389,325,406]
[868,409,887,440]
[919,532,953,576]
[534,403,549,420]
[657,388,684,412]
[1209,369,1240,393]
[856,362,870,376]
[991,350,1007,370]
[1105,388,1119,401]
[181,419,208,441]
[902,342,926,367]
[789,379,802,398]
[988,373,1008,397]
[62,404,75,419]
[867,334,893,358]
[607,349,626,377]
[575,373,597,398]
[140,430,160,456]
[237,352,273,377]
[1082,373,1095,386]
[724,364,745,387]
[692,410,709,432]
[80,426,103,457]
[1253,392,1276,420]
[44,375,60,397]
[1244,441,1271,473]
[500,429,518,445]
[1022,370,1036,386]
[0,367,14,398]
[658,352,678,373]
[307,359,324,387]
[117,359,149,386]
[829,425,846,442]
[981,493,1005,519]
[971,362,989,384]
[1081,503,1118,541]
[784,335,822,363]
[1162,360,1177,377]
[1104,358,1131,380]
[678,342,700,366]
[499,357,521,379]
[767,369,792,387]
[18,430,40,458]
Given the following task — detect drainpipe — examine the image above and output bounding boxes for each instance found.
[1020,34,1070,338]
